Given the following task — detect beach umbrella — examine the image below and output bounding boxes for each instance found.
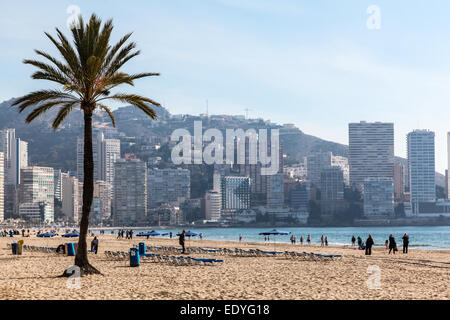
[259,229,291,250]
[61,232,79,238]
[137,230,169,237]
[185,231,198,237]
[37,232,56,238]
[147,230,162,236]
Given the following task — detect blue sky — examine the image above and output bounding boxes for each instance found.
[1,0,450,173]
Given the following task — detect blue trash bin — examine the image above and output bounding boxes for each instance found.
[67,243,75,256]
[139,242,146,256]
[11,242,17,255]
[130,248,140,267]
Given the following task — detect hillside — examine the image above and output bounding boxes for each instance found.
[0,97,444,187]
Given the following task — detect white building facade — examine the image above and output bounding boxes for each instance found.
[407,130,436,213]
[349,121,394,190]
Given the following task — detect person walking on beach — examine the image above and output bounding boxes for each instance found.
[388,234,397,254]
[402,233,409,254]
[307,234,311,245]
[179,229,186,254]
[320,235,324,247]
[325,236,328,246]
[351,235,356,246]
[239,234,242,242]
[91,236,99,254]
[300,236,303,245]
[365,234,374,255]
[385,239,389,250]
[170,232,173,239]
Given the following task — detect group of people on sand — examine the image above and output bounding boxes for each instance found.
[116,229,133,239]
[286,234,328,246]
[351,233,410,255]
[287,234,312,245]
[1,229,21,237]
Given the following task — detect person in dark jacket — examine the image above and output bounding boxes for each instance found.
[357,236,362,247]
[388,234,397,254]
[91,236,99,254]
[402,233,409,254]
[351,235,356,246]
[365,234,374,255]
[179,229,186,253]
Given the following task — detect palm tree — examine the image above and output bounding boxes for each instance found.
[13,14,160,276]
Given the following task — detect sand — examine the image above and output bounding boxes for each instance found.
[0,233,449,300]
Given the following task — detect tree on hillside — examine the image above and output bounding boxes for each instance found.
[13,14,160,276]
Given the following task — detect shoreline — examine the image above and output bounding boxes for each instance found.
[3,232,450,252]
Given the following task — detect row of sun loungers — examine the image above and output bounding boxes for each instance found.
[104,250,130,260]
[283,251,343,260]
[145,245,284,257]
[140,253,223,266]
[7,243,56,253]
[145,246,342,260]
[103,250,223,266]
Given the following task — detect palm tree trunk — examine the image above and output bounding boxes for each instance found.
[63,109,101,276]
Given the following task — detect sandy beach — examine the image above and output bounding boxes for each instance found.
[1,233,449,300]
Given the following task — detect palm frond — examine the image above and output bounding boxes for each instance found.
[97,93,159,119]
[44,31,81,78]
[52,101,78,130]
[12,90,78,112]
[129,73,160,80]
[104,43,138,76]
[101,32,133,73]
[24,59,70,85]
[25,100,67,123]
[34,50,75,80]
[98,104,116,127]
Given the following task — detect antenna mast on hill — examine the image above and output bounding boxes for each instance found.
[244,108,252,119]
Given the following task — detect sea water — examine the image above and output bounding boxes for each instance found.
[93,226,450,250]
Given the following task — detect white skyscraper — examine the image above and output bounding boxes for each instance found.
[62,173,80,223]
[19,166,54,222]
[205,190,221,221]
[12,139,28,185]
[0,129,15,182]
[407,130,436,213]
[113,158,147,225]
[77,133,120,186]
[0,129,28,186]
[1,129,28,219]
[349,121,394,190]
